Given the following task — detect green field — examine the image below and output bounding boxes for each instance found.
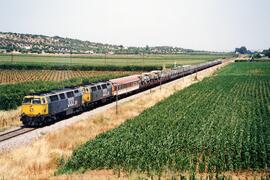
[59,62,270,176]
[0,54,227,66]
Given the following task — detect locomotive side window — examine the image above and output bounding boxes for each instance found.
[101,84,107,89]
[32,98,41,104]
[67,91,74,98]
[97,85,101,90]
[74,90,79,94]
[49,95,59,102]
[91,86,97,92]
[59,93,66,100]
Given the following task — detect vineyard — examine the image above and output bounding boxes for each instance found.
[0,73,130,110]
[0,70,138,84]
[59,62,270,176]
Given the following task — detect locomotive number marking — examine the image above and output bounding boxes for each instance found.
[68,98,77,107]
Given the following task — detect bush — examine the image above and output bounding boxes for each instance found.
[253,53,261,59]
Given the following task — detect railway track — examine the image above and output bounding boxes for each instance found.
[0,127,36,142]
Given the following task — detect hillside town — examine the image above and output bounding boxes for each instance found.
[0,32,207,55]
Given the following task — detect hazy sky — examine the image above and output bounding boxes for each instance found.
[1,0,269,51]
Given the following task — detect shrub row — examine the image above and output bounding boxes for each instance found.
[0,63,162,71]
[235,59,270,62]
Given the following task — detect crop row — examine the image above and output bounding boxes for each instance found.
[59,62,270,175]
[0,70,137,84]
[0,73,129,110]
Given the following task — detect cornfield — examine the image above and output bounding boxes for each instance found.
[59,62,270,175]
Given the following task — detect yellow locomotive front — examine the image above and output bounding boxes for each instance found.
[81,87,91,104]
[21,96,48,117]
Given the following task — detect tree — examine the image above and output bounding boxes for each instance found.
[145,45,150,51]
[262,48,270,58]
[134,48,139,55]
[235,46,248,54]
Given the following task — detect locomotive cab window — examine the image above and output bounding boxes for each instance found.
[32,98,41,104]
[97,85,101,90]
[42,98,46,104]
[66,91,74,98]
[74,90,79,94]
[23,98,32,104]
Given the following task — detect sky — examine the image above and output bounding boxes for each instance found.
[0,0,269,52]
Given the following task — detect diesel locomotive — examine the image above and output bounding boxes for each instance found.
[21,60,222,126]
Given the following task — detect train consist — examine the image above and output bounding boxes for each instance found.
[21,60,222,126]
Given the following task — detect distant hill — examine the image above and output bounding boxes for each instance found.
[0,31,212,55]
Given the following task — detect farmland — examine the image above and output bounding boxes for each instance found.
[59,62,270,176]
[0,53,227,67]
[0,70,139,84]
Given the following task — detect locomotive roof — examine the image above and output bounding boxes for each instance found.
[40,87,81,96]
[83,81,110,87]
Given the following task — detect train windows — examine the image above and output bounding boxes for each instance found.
[97,85,101,90]
[42,98,46,104]
[66,91,74,98]
[74,90,79,94]
[101,84,107,89]
[107,83,111,86]
[23,98,32,104]
[91,86,97,92]
[49,95,59,102]
[59,93,66,100]
[32,98,41,104]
